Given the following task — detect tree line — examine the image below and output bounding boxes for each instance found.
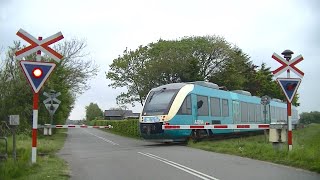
[0,39,98,134]
[299,111,320,124]
[106,35,297,107]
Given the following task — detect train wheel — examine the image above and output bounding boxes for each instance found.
[191,130,201,143]
[191,130,209,143]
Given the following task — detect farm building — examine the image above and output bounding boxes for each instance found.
[104,110,140,120]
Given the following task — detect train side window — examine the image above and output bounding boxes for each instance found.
[281,108,286,121]
[241,102,248,122]
[232,101,240,122]
[255,104,261,122]
[260,105,264,121]
[210,97,221,116]
[276,107,280,120]
[271,106,276,120]
[197,95,209,116]
[248,103,255,122]
[177,95,192,115]
[222,99,229,117]
[267,105,271,122]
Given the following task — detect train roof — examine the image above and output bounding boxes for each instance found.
[151,83,187,91]
[150,82,295,108]
[188,81,219,89]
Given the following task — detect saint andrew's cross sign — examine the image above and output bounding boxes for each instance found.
[15,29,64,62]
[272,53,304,78]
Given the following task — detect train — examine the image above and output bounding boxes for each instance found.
[139,81,299,142]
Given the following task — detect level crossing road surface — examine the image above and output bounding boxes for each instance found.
[58,129,320,180]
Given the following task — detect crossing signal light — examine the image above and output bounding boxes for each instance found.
[20,61,56,93]
[286,83,297,91]
[276,78,301,103]
[32,68,43,78]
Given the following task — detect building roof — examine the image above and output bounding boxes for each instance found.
[104,110,134,117]
[131,113,140,117]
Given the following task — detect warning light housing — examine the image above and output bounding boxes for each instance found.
[32,68,43,78]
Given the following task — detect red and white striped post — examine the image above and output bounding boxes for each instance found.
[31,36,42,163]
[280,50,298,151]
[286,68,293,151]
[32,92,39,163]
[287,99,292,151]
[283,50,294,152]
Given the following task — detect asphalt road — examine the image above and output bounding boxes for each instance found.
[58,128,320,180]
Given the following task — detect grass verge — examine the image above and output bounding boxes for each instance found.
[188,124,320,173]
[0,129,69,180]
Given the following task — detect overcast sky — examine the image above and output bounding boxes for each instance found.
[1,0,319,120]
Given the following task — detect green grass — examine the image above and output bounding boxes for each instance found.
[188,124,320,173]
[0,129,69,180]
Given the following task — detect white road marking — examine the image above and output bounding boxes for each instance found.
[138,152,219,180]
[84,130,119,145]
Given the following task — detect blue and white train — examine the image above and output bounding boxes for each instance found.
[139,81,298,142]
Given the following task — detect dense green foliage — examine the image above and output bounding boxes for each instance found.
[0,40,97,134]
[90,119,140,138]
[0,129,69,180]
[189,124,320,173]
[299,111,320,124]
[106,35,295,107]
[85,102,103,121]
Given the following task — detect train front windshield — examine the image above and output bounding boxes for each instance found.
[142,89,178,116]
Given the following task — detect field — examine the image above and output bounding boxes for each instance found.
[0,129,69,180]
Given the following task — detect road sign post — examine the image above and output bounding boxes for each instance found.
[43,91,61,135]
[15,29,64,163]
[9,115,19,161]
[272,50,304,151]
[261,95,270,143]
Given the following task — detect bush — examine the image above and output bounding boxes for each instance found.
[90,119,140,138]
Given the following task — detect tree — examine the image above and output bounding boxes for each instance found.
[0,42,32,133]
[53,39,98,94]
[107,36,238,106]
[85,103,103,121]
[299,111,320,124]
[107,46,150,106]
[210,47,251,90]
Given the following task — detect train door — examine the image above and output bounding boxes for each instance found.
[232,101,240,124]
[191,94,210,140]
[191,94,198,123]
[194,95,210,124]
[176,94,193,125]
